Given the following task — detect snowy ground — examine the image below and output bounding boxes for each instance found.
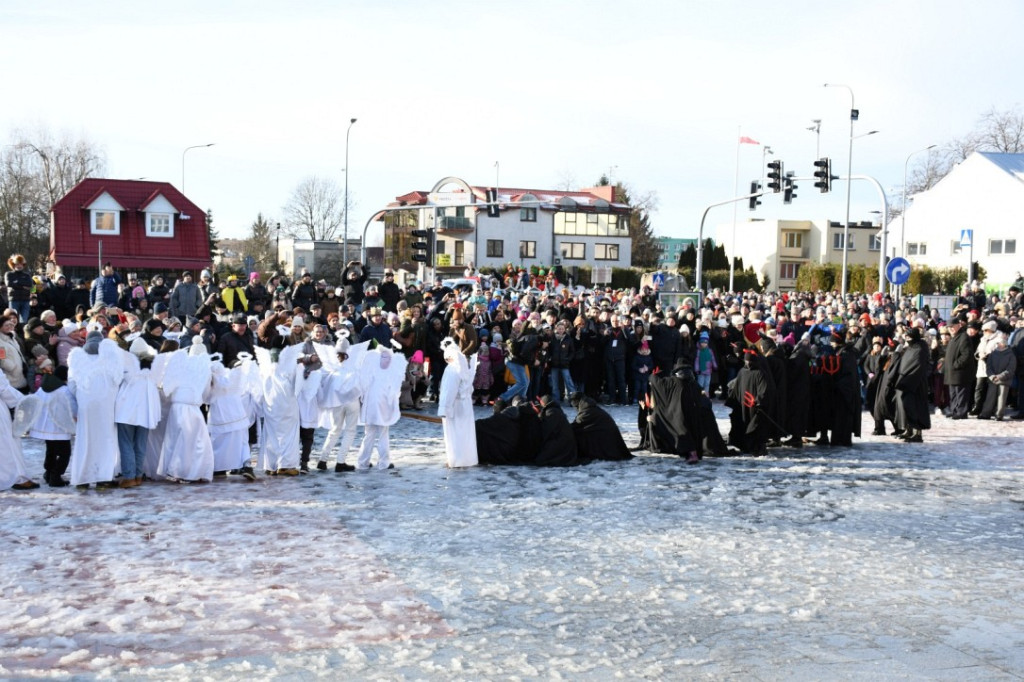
[2,402,1023,681]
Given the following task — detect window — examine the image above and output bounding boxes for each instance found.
[554,211,628,237]
[519,240,536,259]
[594,243,619,260]
[435,240,446,255]
[586,213,599,223]
[869,234,881,251]
[486,240,503,258]
[560,242,585,260]
[91,210,119,235]
[906,242,926,256]
[454,240,465,266]
[832,233,854,250]
[951,240,963,255]
[784,232,803,248]
[146,212,174,238]
[297,256,306,267]
[990,239,1016,255]
[519,208,537,222]
[780,262,800,280]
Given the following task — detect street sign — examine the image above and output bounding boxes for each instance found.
[652,272,666,288]
[959,229,973,248]
[886,257,911,285]
[243,256,255,273]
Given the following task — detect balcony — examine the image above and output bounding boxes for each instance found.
[780,245,809,259]
[437,216,475,233]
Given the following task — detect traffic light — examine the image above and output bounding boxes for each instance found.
[486,187,500,218]
[411,228,433,263]
[748,180,762,211]
[767,160,784,193]
[783,173,797,204]
[813,157,832,193]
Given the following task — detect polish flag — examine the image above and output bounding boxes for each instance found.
[739,136,760,145]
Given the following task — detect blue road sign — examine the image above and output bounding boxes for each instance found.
[243,256,255,273]
[886,257,911,285]
[960,229,973,248]
[652,272,666,287]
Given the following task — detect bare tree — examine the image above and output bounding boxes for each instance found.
[1,128,105,268]
[903,105,1024,203]
[282,175,344,240]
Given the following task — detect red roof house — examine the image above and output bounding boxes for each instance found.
[50,178,211,275]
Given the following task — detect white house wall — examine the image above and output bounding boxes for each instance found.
[893,153,1024,287]
[474,212,554,268]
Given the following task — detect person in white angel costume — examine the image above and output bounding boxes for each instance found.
[437,337,479,468]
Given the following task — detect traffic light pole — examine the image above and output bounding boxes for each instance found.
[695,188,765,294]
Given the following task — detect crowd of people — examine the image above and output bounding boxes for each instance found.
[3,251,1023,491]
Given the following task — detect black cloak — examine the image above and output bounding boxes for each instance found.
[895,338,932,431]
[535,399,579,467]
[571,394,633,462]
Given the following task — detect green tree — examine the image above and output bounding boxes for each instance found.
[595,174,660,269]
[206,209,219,262]
[242,212,280,273]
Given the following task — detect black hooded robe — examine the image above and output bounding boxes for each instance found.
[571,396,633,462]
[535,400,579,467]
[895,339,932,432]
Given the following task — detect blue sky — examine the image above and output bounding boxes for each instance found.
[2,0,1020,246]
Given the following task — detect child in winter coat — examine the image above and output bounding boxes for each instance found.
[694,331,717,396]
[632,340,654,404]
[473,340,492,405]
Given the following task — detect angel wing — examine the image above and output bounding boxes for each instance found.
[12,393,41,437]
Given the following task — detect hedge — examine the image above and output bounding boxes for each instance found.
[794,263,987,295]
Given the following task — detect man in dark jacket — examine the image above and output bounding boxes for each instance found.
[378,270,402,313]
[895,326,932,442]
[942,315,976,419]
[359,307,393,346]
[217,313,256,368]
[341,261,368,309]
[89,263,122,308]
[291,272,319,313]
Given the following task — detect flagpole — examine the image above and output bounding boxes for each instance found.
[729,127,740,293]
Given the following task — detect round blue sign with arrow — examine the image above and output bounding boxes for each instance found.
[886,257,911,285]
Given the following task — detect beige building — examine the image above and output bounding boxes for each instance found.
[716,218,881,290]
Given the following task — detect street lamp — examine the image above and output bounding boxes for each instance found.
[343,118,357,264]
[807,119,822,158]
[181,143,214,193]
[824,83,861,298]
[901,144,937,259]
[275,222,281,272]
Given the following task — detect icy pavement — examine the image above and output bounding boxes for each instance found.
[2,403,1023,681]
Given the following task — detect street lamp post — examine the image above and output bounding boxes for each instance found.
[181,143,214,193]
[275,222,281,272]
[824,83,858,298]
[343,118,357,264]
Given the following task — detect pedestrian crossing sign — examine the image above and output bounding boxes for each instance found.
[959,229,973,248]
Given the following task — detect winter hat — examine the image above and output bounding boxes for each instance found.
[410,350,425,364]
[30,344,49,359]
[699,331,709,342]
[249,272,260,281]
[200,269,212,280]
[291,315,305,328]
[981,319,998,332]
[153,302,168,314]
[132,285,146,299]
[83,331,103,354]
[144,318,164,333]
[492,332,503,344]
[640,340,650,351]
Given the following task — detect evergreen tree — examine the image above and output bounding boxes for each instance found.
[206,209,219,262]
[242,212,279,273]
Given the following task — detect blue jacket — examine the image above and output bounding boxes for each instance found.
[89,273,122,307]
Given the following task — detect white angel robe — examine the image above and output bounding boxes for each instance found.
[114,352,161,429]
[143,352,175,481]
[27,384,75,443]
[0,372,32,489]
[158,348,215,482]
[256,344,302,471]
[437,342,479,468]
[355,348,406,469]
[205,363,252,472]
[67,340,123,486]
[315,347,363,465]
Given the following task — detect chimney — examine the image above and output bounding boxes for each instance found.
[581,185,616,202]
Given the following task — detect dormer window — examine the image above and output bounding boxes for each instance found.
[147,212,173,237]
[141,193,178,238]
[86,191,124,235]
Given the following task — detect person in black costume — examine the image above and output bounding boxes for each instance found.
[894,326,932,443]
[757,337,788,445]
[534,396,579,467]
[827,329,862,447]
[781,341,810,447]
[569,393,632,462]
[861,338,886,424]
[872,332,905,436]
[727,348,775,456]
[640,360,731,461]
[475,401,530,465]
